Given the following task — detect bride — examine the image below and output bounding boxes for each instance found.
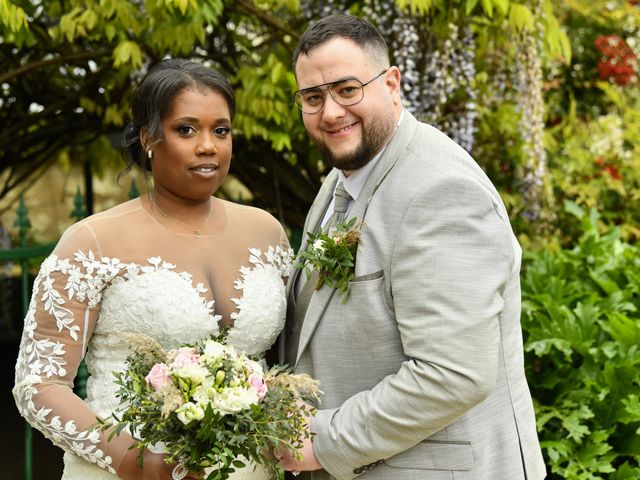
[13,59,292,480]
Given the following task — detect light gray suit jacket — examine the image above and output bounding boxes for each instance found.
[284,112,546,480]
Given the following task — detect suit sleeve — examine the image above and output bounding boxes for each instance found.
[310,175,516,478]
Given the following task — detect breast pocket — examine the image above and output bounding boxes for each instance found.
[347,270,393,321]
[347,270,387,307]
[351,269,384,284]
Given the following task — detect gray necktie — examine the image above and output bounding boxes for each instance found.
[286,182,352,366]
[323,181,351,232]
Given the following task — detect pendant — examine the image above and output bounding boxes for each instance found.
[193,229,201,239]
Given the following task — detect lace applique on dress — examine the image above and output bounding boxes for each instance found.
[228,246,293,355]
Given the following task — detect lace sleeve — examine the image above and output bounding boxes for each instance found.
[12,223,133,474]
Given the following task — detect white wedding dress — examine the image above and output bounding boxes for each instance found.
[13,197,292,480]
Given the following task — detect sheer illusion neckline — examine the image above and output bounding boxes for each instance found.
[149,193,213,239]
[140,196,220,239]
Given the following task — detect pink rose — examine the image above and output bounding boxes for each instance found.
[172,347,200,368]
[145,363,171,392]
[248,373,268,401]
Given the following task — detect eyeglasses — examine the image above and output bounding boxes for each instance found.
[293,69,388,114]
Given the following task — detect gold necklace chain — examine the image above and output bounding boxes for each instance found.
[149,194,213,239]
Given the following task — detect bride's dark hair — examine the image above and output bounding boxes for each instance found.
[121,58,236,175]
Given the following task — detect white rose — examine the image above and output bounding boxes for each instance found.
[173,364,210,385]
[211,386,259,415]
[175,402,205,425]
[202,340,226,360]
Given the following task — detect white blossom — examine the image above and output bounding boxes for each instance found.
[175,402,205,425]
[210,386,258,415]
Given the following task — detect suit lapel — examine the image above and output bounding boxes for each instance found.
[294,112,420,365]
[286,171,339,306]
[301,171,339,251]
[359,111,419,211]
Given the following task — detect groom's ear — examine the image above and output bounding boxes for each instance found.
[384,66,403,112]
[384,67,401,95]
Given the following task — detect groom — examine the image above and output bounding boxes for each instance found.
[279,14,546,480]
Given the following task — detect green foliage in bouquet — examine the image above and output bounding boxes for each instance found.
[98,332,320,480]
[521,203,640,479]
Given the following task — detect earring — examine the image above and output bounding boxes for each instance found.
[147,149,153,159]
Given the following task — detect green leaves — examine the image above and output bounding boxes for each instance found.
[541,0,571,62]
[396,0,437,15]
[57,7,98,42]
[234,54,302,152]
[112,41,142,68]
[0,0,28,33]
[296,217,361,303]
[508,3,534,31]
[522,209,640,477]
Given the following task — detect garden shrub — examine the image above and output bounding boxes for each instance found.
[521,203,640,479]
[545,88,640,246]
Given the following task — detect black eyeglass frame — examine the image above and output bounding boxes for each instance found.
[293,69,389,114]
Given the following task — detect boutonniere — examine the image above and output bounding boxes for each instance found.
[296,217,362,303]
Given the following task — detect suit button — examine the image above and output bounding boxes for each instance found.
[353,467,363,474]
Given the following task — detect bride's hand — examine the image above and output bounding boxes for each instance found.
[117,448,204,480]
[274,400,321,474]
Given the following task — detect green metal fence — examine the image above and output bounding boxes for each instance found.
[1,181,139,480]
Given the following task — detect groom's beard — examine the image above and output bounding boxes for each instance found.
[313,115,395,172]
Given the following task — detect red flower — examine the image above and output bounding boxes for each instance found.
[594,35,638,86]
[603,165,622,180]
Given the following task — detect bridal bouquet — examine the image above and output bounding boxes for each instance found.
[100,333,320,480]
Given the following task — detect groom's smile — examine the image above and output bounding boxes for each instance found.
[325,121,358,136]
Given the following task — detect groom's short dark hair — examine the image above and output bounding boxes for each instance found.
[292,14,390,70]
